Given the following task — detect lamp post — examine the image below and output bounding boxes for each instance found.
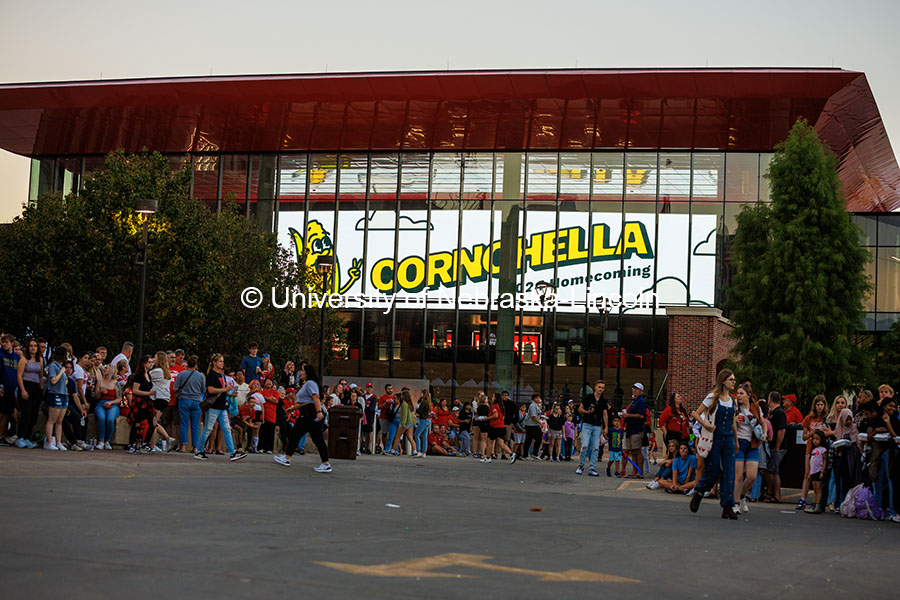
[315,254,335,378]
[535,281,556,400]
[133,198,157,362]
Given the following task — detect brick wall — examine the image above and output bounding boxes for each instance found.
[665,307,736,414]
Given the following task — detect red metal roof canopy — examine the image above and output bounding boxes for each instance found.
[0,68,896,211]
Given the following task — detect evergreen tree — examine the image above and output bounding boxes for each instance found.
[726,120,871,404]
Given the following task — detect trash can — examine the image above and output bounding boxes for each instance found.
[779,424,806,489]
[327,405,362,460]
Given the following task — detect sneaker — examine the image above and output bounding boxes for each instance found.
[15,438,28,448]
[509,453,517,465]
[588,469,599,477]
[575,466,584,475]
[273,454,291,467]
[24,439,36,449]
[43,439,58,450]
[151,445,163,453]
[647,480,660,490]
[733,503,743,515]
[795,498,806,510]
[314,463,332,473]
[141,444,153,453]
[686,488,695,496]
[230,451,248,462]
[480,457,492,463]
[57,440,67,451]
[741,497,750,514]
[76,440,88,450]
[690,490,703,513]
[0,436,13,446]
[193,451,208,460]
[615,471,622,478]
[891,514,900,523]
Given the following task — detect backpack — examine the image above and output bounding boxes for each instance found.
[853,486,884,521]
[840,484,864,517]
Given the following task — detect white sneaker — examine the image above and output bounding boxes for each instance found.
[891,514,900,523]
[686,488,695,496]
[76,440,88,450]
[314,463,332,473]
[44,439,58,450]
[480,457,492,463]
[741,497,750,514]
[273,454,291,467]
[733,503,743,514]
[647,480,660,490]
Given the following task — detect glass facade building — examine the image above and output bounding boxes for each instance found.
[5,69,899,405]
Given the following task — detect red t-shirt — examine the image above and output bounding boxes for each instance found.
[168,363,185,406]
[378,394,396,417]
[786,406,804,424]
[433,407,451,427]
[238,403,253,422]
[261,388,279,423]
[428,431,445,447]
[489,403,505,429]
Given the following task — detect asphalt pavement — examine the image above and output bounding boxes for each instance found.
[0,448,896,599]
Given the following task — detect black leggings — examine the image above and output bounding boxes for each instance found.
[258,422,276,452]
[524,426,542,457]
[17,381,42,439]
[286,404,328,463]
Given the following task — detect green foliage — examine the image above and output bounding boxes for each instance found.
[725,120,871,405]
[0,150,342,369]
[874,321,900,390]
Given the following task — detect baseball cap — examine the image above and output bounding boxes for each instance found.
[349,383,358,389]
[451,406,459,411]
[632,382,644,391]
[366,382,373,387]
[286,387,297,394]
[262,353,270,358]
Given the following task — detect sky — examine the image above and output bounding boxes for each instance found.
[1,0,898,221]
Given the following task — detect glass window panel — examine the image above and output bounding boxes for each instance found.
[692,153,724,200]
[877,214,900,247]
[431,153,461,200]
[220,154,248,200]
[308,153,338,200]
[591,152,624,203]
[759,153,775,203]
[876,248,900,312]
[191,155,219,200]
[852,215,877,246]
[338,153,368,200]
[525,153,558,200]
[625,152,658,202]
[461,152,494,204]
[249,155,276,200]
[398,152,430,200]
[659,153,691,204]
[725,153,759,203]
[278,154,308,201]
[369,153,399,200]
[876,313,899,332]
[863,248,876,312]
[559,153,591,202]
[495,153,525,200]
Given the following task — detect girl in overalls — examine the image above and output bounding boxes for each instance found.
[689,369,739,519]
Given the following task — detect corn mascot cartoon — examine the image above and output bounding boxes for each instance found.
[289,220,362,294]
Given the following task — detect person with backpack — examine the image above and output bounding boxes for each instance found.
[194,353,246,462]
[689,369,739,519]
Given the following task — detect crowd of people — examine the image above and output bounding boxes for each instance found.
[1,334,898,522]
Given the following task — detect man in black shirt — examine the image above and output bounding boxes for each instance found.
[576,380,609,476]
[764,392,787,502]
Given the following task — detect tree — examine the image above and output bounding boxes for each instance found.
[0,150,343,369]
[725,119,871,404]
[874,320,900,391]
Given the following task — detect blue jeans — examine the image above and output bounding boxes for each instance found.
[655,465,673,479]
[874,446,896,516]
[579,423,602,470]
[178,398,201,448]
[827,468,838,505]
[749,471,763,500]
[297,433,307,451]
[386,419,400,450]
[94,403,119,442]
[458,430,470,454]
[696,435,737,508]
[414,419,431,454]
[198,408,235,454]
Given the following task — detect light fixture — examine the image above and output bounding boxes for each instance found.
[891,256,900,263]
[134,198,158,214]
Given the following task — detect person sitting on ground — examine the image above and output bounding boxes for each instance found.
[660,441,698,494]
[427,425,455,456]
[647,439,679,490]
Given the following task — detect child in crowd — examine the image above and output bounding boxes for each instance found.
[563,414,576,461]
[511,403,527,458]
[804,430,828,514]
[607,415,624,477]
[248,380,264,452]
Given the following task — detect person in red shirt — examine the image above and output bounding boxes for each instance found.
[377,384,398,453]
[658,392,689,444]
[482,396,516,464]
[237,400,256,452]
[257,377,280,453]
[427,426,453,456]
[783,395,804,424]
[433,398,451,428]
[163,349,185,441]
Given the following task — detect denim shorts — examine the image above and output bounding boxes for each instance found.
[735,438,759,462]
[608,450,623,462]
[47,393,69,410]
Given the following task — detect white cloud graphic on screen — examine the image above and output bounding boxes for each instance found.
[355,211,433,231]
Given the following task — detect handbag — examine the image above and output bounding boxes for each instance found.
[697,425,714,458]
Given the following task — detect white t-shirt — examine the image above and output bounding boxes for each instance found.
[735,406,754,441]
[148,367,171,401]
[110,353,131,377]
[235,382,250,406]
[702,393,733,410]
